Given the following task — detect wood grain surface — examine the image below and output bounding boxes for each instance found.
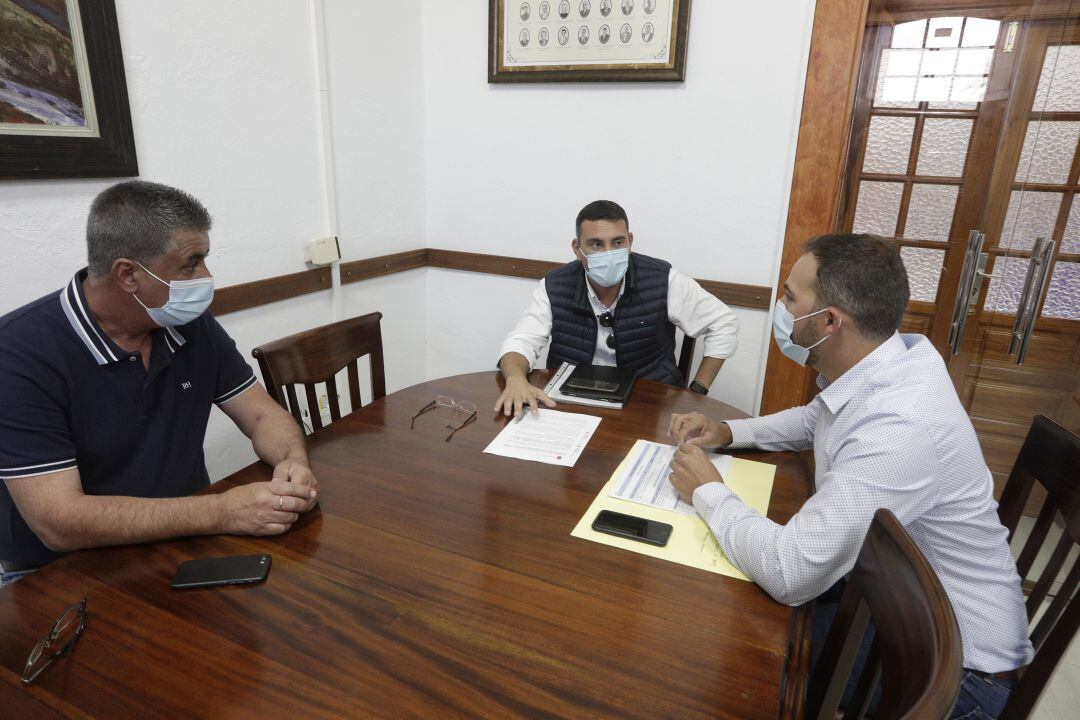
[0,372,813,719]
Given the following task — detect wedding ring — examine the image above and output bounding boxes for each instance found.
[278,496,284,511]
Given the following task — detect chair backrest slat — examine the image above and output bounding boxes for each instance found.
[996,415,1080,720]
[252,312,386,434]
[1031,555,1080,652]
[325,375,341,421]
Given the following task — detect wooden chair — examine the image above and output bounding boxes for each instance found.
[251,312,386,432]
[808,508,963,720]
[995,415,1080,720]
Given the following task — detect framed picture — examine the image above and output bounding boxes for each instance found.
[489,0,691,83]
[0,0,138,179]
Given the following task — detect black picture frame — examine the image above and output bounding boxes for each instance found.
[0,0,138,180]
[489,0,691,83]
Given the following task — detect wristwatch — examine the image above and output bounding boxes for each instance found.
[689,380,709,396]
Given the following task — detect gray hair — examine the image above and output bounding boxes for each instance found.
[86,180,212,278]
[803,233,910,341]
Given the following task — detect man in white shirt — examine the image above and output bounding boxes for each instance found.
[494,200,738,416]
[668,233,1031,719]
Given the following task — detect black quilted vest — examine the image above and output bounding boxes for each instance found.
[544,253,682,386]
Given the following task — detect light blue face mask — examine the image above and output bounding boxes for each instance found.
[772,300,837,367]
[133,261,215,327]
[583,247,629,288]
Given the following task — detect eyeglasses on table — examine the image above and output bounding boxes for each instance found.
[410,395,477,441]
[22,596,87,685]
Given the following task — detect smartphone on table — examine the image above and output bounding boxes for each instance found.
[591,510,672,547]
[170,554,271,590]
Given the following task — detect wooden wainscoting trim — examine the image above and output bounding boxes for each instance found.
[340,249,428,284]
[213,247,773,316]
[210,266,331,316]
[426,248,561,280]
[427,248,772,309]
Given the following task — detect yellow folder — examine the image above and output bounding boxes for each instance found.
[571,440,775,581]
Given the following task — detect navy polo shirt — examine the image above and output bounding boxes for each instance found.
[0,270,257,568]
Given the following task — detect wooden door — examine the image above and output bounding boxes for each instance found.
[839,5,1080,506]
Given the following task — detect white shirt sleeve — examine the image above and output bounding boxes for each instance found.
[693,413,940,606]
[666,269,738,359]
[497,278,553,369]
[724,402,824,452]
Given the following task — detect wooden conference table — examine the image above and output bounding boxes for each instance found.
[0,371,814,719]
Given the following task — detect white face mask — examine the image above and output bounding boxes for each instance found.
[772,300,838,367]
[133,261,214,327]
[582,247,629,287]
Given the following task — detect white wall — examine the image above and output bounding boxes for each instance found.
[421,0,815,413]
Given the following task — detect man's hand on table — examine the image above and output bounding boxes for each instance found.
[493,375,556,418]
[272,459,319,511]
[667,412,733,448]
[218,479,318,536]
[668,442,724,503]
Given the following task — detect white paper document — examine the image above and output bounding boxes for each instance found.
[610,440,732,515]
[483,409,601,467]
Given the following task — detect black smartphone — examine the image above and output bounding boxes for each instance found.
[565,377,619,393]
[591,510,672,547]
[170,554,271,590]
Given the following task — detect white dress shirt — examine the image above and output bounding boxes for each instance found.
[498,267,739,369]
[694,333,1033,673]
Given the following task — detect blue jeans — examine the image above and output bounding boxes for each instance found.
[812,591,1015,719]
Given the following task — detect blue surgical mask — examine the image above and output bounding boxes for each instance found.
[133,261,215,327]
[583,247,629,288]
[772,300,837,366]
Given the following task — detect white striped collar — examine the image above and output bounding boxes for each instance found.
[59,269,187,366]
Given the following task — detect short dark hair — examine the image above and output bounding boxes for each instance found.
[802,233,909,341]
[575,200,629,238]
[86,180,212,278]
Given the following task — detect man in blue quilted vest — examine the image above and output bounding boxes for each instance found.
[494,200,739,416]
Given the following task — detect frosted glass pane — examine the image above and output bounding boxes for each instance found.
[956,48,993,74]
[928,100,979,110]
[917,119,973,176]
[1000,191,1063,250]
[892,20,926,49]
[922,49,958,75]
[875,52,918,108]
[1032,46,1080,112]
[962,18,1000,48]
[1042,262,1080,319]
[984,257,1028,314]
[864,116,915,174]
[927,17,962,48]
[884,48,922,75]
[853,181,903,237]
[900,247,945,301]
[904,184,959,241]
[916,76,952,101]
[951,75,987,102]
[1061,199,1080,253]
[1014,121,1080,184]
[882,77,918,103]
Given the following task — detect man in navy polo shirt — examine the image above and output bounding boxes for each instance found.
[0,181,319,586]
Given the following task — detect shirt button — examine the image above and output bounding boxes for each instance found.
[129,356,137,362]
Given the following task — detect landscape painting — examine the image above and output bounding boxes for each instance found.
[0,0,97,135]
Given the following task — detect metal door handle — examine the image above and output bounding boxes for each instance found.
[1008,237,1047,357]
[947,230,985,355]
[1015,240,1055,365]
